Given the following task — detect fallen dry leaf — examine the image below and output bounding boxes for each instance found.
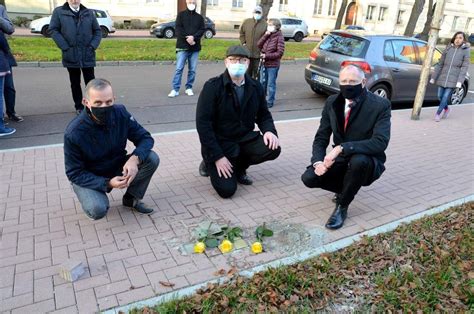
[159,281,175,288]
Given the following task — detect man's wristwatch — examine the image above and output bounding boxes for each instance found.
[313,161,324,168]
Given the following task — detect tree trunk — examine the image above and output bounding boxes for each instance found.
[404,0,426,36]
[335,0,348,29]
[419,1,435,41]
[260,0,273,20]
[200,0,207,18]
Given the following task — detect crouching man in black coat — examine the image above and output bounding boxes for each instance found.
[302,65,391,230]
[196,45,281,198]
[64,79,159,220]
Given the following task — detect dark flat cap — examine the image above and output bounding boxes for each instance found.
[226,45,250,58]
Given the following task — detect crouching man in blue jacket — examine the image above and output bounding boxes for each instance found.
[64,78,159,220]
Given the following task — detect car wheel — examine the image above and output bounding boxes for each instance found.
[41,25,51,38]
[284,37,290,42]
[311,85,326,95]
[370,84,391,100]
[100,26,109,38]
[164,28,175,39]
[293,32,304,42]
[449,84,466,105]
[204,29,214,39]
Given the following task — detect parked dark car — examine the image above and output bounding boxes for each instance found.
[321,25,365,39]
[469,33,474,45]
[305,31,470,105]
[150,16,216,39]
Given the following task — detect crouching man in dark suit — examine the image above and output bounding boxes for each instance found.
[302,65,391,229]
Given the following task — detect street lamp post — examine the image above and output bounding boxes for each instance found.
[411,0,446,120]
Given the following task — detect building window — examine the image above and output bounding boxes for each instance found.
[378,7,387,21]
[328,0,337,16]
[208,0,218,6]
[465,18,471,31]
[232,0,243,8]
[451,16,459,31]
[366,5,376,21]
[397,10,404,24]
[314,0,322,15]
[279,0,288,11]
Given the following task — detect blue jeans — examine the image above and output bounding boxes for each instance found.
[172,50,199,91]
[72,151,160,220]
[260,66,280,106]
[436,87,453,114]
[4,68,16,117]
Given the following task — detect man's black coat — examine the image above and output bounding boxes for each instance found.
[175,8,205,52]
[196,71,277,163]
[311,89,391,183]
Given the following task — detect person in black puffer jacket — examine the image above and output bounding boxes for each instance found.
[167,0,205,98]
[0,26,15,136]
[49,0,102,115]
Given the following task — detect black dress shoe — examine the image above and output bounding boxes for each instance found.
[236,172,253,185]
[199,160,209,177]
[8,113,24,122]
[123,196,154,214]
[332,193,341,203]
[325,204,348,230]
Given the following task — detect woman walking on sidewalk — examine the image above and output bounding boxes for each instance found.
[0,30,15,137]
[257,18,285,108]
[430,31,470,122]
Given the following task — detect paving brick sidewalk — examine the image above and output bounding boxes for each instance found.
[1,106,473,313]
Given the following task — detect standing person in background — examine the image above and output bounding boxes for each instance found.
[430,31,470,122]
[49,0,102,115]
[239,5,267,79]
[0,4,23,123]
[257,18,285,108]
[0,30,15,136]
[168,0,205,98]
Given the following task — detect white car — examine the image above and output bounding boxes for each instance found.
[30,8,115,38]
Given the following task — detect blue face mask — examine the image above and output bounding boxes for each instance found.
[228,63,247,77]
[254,14,262,20]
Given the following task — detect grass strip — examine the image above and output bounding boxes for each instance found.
[8,37,315,62]
[127,202,473,313]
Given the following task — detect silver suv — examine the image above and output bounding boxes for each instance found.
[305,31,469,105]
[278,17,309,42]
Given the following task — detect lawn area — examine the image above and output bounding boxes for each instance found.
[129,202,473,313]
[8,37,316,62]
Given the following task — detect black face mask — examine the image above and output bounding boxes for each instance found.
[340,83,363,100]
[88,106,114,125]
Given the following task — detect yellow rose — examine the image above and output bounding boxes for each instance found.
[219,239,233,253]
[194,241,206,253]
[251,241,263,254]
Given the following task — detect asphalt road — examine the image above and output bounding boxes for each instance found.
[1,63,473,150]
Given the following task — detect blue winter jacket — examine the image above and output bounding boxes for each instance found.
[64,105,154,192]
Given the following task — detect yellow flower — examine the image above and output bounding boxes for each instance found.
[219,239,233,253]
[194,241,206,254]
[251,241,263,254]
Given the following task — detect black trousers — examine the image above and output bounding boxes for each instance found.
[67,67,95,110]
[207,135,281,198]
[301,154,375,207]
[246,57,260,79]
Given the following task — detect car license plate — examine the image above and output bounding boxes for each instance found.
[311,74,332,86]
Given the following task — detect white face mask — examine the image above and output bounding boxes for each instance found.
[228,63,247,78]
[267,26,276,33]
[254,13,262,21]
[187,3,196,11]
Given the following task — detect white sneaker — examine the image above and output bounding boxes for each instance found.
[185,88,194,96]
[168,90,179,98]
